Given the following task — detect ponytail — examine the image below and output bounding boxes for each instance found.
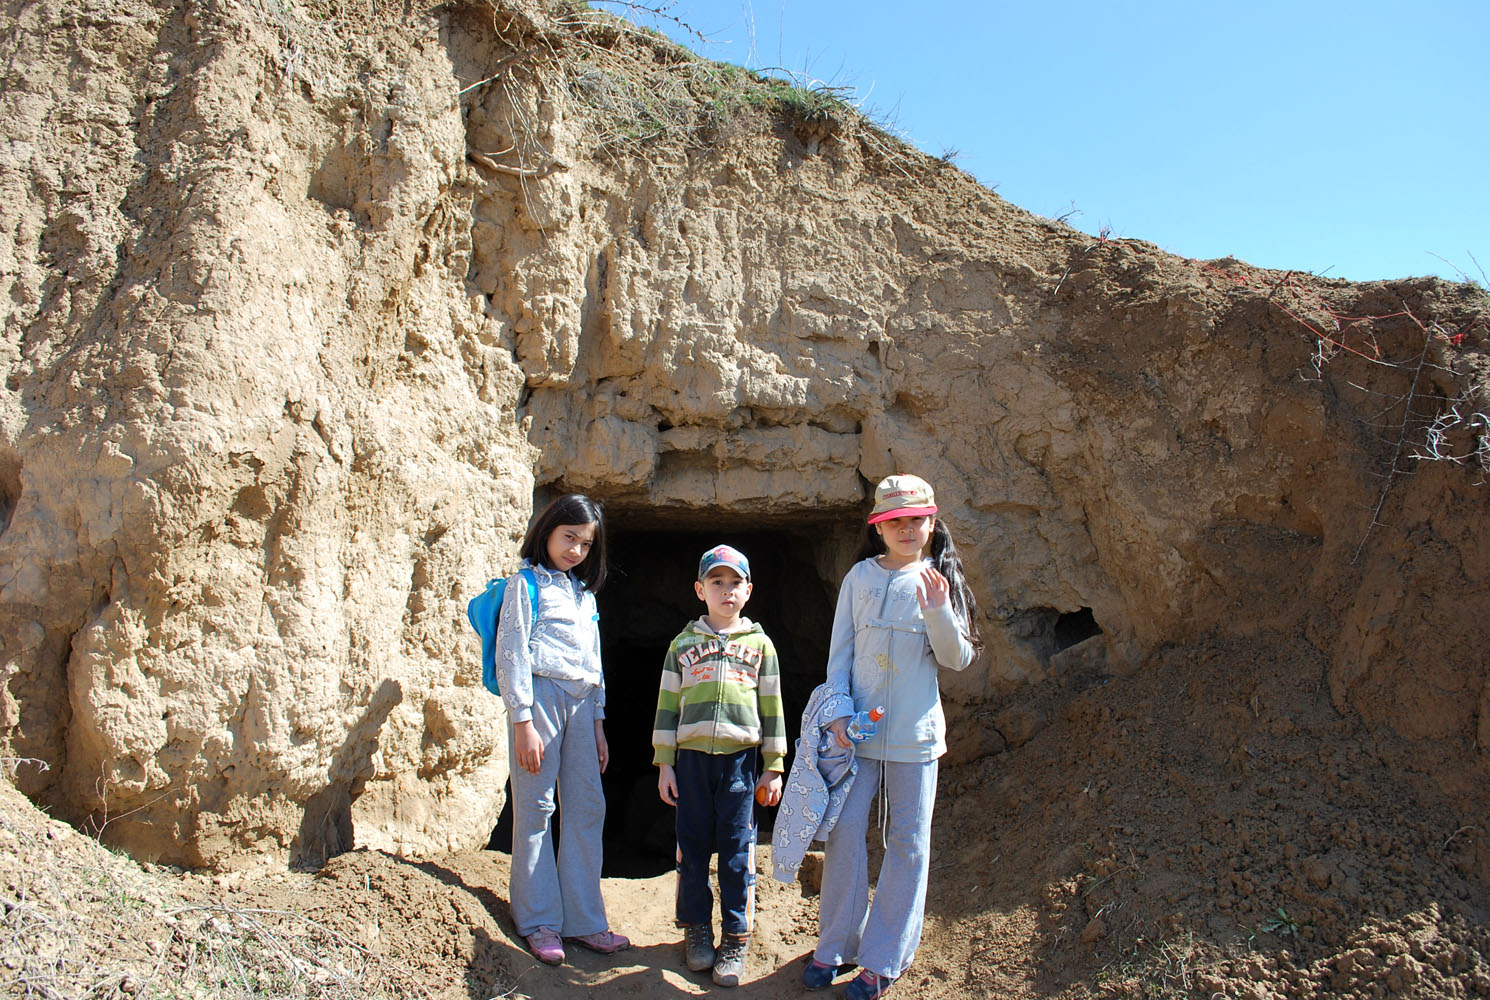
[929,520,983,654]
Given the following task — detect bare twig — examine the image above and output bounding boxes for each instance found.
[0,757,50,778]
[1428,250,1487,287]
[1429,251,1474,284]
[1444,825,1475,850]
[459,70,504,95]
[1353,308,1435,563]
[1469,250,1488,287]
[468,150,569,178]
[561,0,707,45]
[1053,235,1112,296]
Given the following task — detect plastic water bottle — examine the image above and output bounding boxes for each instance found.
[846,706,885,743]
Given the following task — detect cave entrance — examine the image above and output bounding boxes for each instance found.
[598,510,856,877]
[486,506,857,877]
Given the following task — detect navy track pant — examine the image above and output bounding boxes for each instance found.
[673,747,757,936]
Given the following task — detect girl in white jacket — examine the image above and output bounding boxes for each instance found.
[803,475,981,1000]
[496,494,629,966]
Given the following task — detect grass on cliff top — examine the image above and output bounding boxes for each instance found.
[550,1,911,164]
[254,0,915,173]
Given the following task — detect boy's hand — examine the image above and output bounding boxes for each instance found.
[594,720,609,773]
[658,764,678,806]
[829,717,851,749]
[754,771,783,807]
[514,719,544,774]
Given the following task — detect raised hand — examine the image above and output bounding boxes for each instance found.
[917,565,950,609]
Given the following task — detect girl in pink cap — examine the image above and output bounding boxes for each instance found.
[802,474,982,999]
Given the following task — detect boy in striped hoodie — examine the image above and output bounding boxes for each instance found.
[653,544,787,987]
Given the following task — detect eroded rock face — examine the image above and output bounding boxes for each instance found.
[2,0,1487,865]
[0,1,539,863]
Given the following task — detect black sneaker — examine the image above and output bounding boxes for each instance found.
[712,933,750,987]
[803,958,853,989]
[683,923,715,973]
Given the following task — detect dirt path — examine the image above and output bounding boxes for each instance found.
[435,853,840,999]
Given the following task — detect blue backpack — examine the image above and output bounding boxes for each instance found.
[466,568,539,697]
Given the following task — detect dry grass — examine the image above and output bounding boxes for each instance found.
[240,0,922,186]
[471,1,920,169]
[0,779,439,1000]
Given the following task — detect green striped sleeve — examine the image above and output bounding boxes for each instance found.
[651,636,685,766]
[758,638,787,770]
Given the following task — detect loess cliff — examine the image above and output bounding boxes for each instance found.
[2,2,1489,998]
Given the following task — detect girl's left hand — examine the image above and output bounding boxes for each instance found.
[595,720,609,773]
[917,565,950,609]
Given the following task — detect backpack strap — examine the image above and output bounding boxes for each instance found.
[519,566,539,614]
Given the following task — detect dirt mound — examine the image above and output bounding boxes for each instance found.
[934,634,1490,998]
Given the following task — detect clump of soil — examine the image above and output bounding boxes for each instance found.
[930,634,1490,999]
[5,634,1486,999]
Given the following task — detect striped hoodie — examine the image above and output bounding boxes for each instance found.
[652,617,788,771]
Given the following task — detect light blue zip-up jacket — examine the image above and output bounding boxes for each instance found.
[823,556,974,762]
[495,559,604,724]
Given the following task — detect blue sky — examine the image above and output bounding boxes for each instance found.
[597,1,1489,283]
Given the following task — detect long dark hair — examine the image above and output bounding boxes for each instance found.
[519,493,608,592]
[854,517,983,654]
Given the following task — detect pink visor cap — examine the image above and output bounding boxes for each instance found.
[867,474,938,524]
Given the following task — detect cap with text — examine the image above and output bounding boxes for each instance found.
[867,474,938,525]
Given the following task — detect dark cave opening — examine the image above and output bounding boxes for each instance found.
[1054,607,1101,651]
[489,509,855,878]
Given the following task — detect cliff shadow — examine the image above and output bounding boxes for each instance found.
[292,677,403,867]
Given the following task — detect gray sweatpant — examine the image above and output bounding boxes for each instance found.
[507,675,609,938]
[814,757,938,980]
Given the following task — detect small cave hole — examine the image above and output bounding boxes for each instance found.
[1007,605,1104,663]
[1054,607,1101,652]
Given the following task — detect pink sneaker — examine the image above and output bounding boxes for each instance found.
[568,929,631,955]
[526,929,565,965]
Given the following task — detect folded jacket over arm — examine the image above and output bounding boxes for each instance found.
[771,683,858,883]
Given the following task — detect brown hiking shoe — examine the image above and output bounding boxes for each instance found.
[682,923,715,973]
[712,933,749,987]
